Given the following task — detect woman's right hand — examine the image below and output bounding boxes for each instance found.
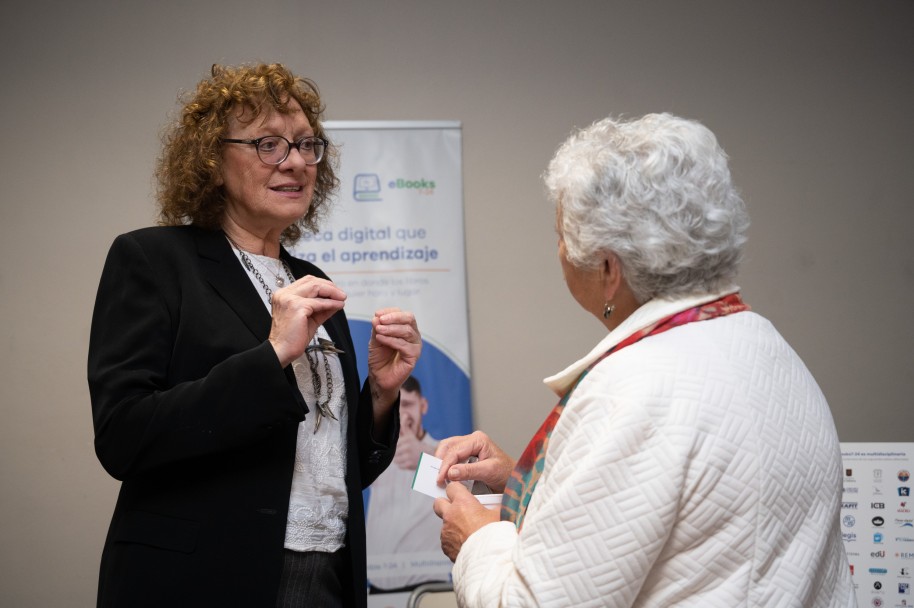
[268,275,347,367]
[434,431,516,493]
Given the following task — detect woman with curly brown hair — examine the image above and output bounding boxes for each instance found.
[88,62,421,607]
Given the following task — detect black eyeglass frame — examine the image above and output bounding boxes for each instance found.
[221,135,329,165]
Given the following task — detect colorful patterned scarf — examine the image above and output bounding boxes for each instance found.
[501,292,749,530]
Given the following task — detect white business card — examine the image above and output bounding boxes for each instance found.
[411,452,450,499]
[411,453,504,511]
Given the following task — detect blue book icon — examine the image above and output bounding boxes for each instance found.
[354,173,382,201]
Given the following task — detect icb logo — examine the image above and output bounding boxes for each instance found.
[353,173,382,202]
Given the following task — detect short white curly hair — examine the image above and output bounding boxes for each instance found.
[545,113,750,303]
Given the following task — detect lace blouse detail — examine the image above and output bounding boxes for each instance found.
[285,326,348,551]
[231,247,349,553]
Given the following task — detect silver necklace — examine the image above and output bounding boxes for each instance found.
[225,235,295,306]
[226,235,342,432]
[251,254,288,288]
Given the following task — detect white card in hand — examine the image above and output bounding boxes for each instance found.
[411,453,504,510]
[411,452,451,499]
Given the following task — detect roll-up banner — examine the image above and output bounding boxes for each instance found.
[288,121,471,604]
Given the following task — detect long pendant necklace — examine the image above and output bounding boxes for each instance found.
[226,235,341,433]
[305,340,341,433]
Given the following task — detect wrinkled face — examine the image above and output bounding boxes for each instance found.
[399,389,428,439]
[219,99,317,236]
[556,206,604,318]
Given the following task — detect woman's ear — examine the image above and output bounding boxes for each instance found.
[602,253,623,301]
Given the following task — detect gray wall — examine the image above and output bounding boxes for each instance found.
[2,1,912,604]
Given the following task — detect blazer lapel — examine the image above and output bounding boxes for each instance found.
[281,247,363,411]
[279,246,350,352]
[195,228,272,342]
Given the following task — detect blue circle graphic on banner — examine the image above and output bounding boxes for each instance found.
[348,319,473,439]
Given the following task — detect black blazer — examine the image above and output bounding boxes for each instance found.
[88,225,397,607]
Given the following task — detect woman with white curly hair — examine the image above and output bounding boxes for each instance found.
[433,114,856,607]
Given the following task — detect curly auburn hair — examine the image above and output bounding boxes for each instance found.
[155,63,339,243]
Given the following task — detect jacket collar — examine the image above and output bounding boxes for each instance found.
[544,286,740,396]
[193,227,352,388]
[194,227,273,342]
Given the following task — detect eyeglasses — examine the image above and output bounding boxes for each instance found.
[221,135,328,165]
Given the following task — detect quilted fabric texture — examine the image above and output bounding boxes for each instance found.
[453,291,856,607]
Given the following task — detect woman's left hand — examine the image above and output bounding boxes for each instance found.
[433,482,500,562]
[367,308,421,407]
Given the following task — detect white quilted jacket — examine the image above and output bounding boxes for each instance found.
[453,290,856,607]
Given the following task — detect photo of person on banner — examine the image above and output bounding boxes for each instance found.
[366,375,452,594]
[87,62,421,608]
[431,113,855,607]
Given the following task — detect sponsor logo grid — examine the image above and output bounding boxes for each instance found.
[841,444,914,608]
